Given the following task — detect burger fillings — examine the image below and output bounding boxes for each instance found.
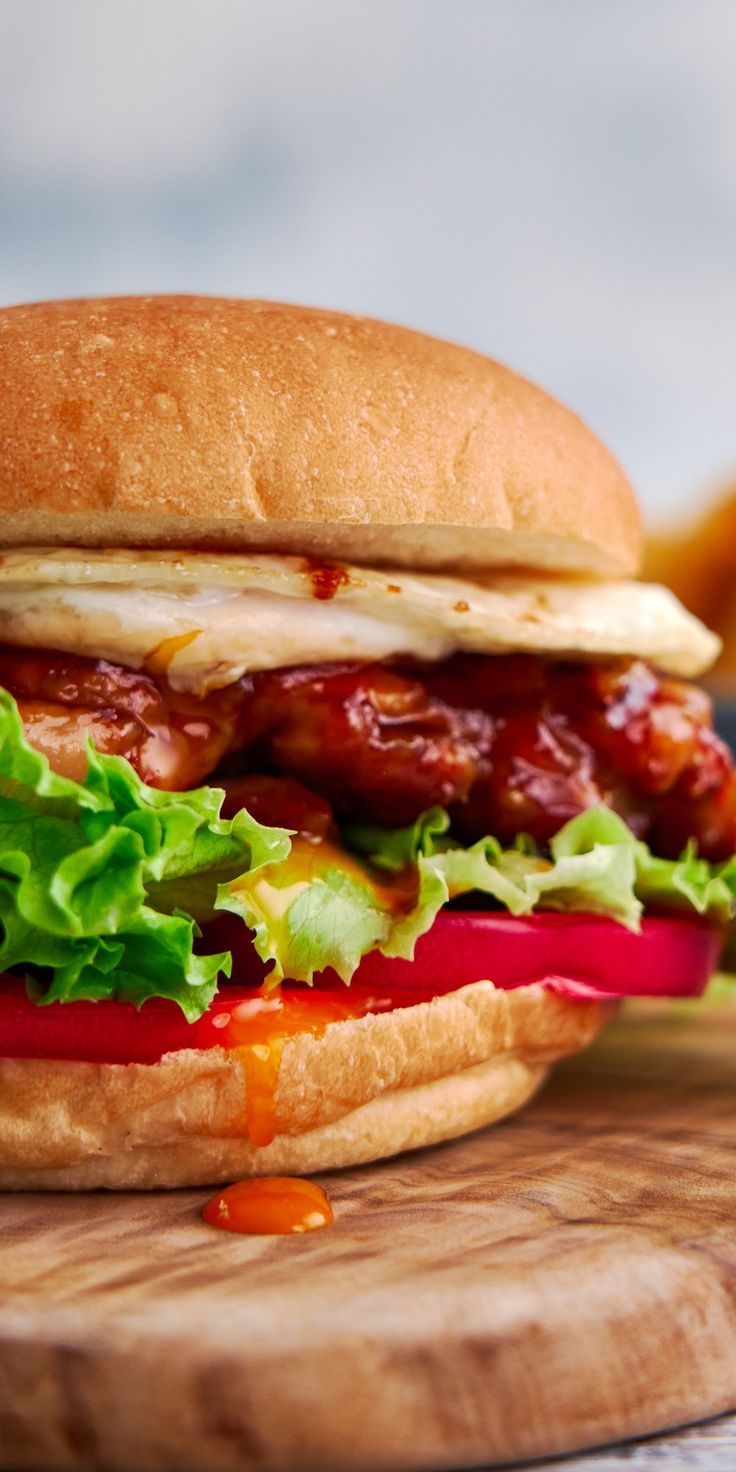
[0,295,733,1190]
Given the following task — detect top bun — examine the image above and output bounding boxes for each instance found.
[0,296,640,576]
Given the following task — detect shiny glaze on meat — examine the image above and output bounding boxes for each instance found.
[1,646,734,862]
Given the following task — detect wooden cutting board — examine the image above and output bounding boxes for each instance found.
[2,998,736,1472]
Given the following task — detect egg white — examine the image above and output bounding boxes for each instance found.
[0,548,719,693]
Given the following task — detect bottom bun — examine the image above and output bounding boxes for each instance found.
[0,981,614,1189]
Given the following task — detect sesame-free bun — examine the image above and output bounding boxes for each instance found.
[0,982,613,1190]
[0,296,640,577]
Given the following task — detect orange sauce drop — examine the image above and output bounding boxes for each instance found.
[202,1177,333,1235]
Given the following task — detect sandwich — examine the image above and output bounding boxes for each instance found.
[0,294,732,1190]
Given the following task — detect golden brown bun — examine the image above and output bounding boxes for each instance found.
[0,296,640,576]
[0,982,613,1190]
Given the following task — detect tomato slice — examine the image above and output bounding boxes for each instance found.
[0,912,721,1064]
[0,977,391,1065]
[347,911,724,999]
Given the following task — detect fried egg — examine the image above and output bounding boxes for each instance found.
[0,547,719,693]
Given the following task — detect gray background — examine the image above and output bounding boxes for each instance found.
[1,0,735,525]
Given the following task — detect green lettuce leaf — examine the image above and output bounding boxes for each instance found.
[0,690,290,1019]
[545,807,735,926]
[352,803,736,929]
[218,802,736,987]
[217,854,391,985]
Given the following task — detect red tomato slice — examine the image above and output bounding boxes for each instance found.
[347,911,724,999]
[0,911,721,1064]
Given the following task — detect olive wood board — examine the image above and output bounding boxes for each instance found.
[2,999,736,1472]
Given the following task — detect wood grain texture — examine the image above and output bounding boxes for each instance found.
[1,998,736,1472]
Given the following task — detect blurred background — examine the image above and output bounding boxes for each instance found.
[1,0,735,533]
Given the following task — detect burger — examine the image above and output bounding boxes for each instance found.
[0,295,732,1191]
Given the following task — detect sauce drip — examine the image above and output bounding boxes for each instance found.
[303,558,350,601]
[208,984,377,1146]
[207,835,416,1146]
[202,1177,333,1235]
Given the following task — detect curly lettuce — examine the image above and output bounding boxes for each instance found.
[218,804,736,989]
[0,690,289,1019]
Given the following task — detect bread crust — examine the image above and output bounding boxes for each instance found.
[0,296,640,576]
[0,982,614,1189]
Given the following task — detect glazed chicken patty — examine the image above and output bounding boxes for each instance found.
[0,647,734,861]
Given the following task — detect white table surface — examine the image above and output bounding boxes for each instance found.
[507,1410,736,1470]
